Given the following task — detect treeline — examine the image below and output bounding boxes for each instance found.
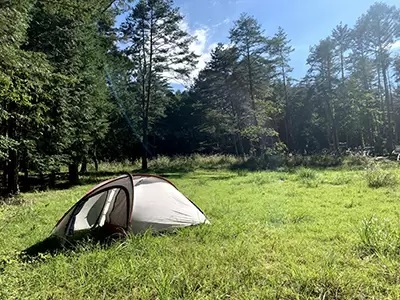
[180,2,400,157]
[0,0,399,196]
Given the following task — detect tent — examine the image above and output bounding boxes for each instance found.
[52,174,209,239]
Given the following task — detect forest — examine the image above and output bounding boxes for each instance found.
[1,0,400,196]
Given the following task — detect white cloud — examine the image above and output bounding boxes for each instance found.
[391,40,400,51]
[189,28,217,78]
[166,21,217,87]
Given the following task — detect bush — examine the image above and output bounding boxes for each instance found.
[365,168,397,188]
[358,217,400,258]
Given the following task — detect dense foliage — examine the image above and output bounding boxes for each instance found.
[1,0,400,195]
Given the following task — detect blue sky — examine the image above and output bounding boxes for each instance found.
[116,0,399,88]
[172,0,399,80]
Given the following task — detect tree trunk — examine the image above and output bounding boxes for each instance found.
[39,172,46,190]
[246,45,258,127]
[6,149,19,195]
[382,65,393,151]
[141,8,154,172]
[377,64,385,120]
[80,156,88,173]
[94,159,99,172]
[141,121,148,170]
[68,163,80,185]
[232,134,239,156]
[2,161,7,196]
[6,113,19,195]
[93,154,99,172]
[23,166,29,192]
[326,53,339,154]
[332,118,339,154]
[281,54,291,149]
[49,171,56,188]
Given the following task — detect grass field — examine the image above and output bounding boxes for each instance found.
[1,158,400,299]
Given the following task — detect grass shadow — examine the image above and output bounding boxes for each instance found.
[20,231,127,261]
[20,226,195,262]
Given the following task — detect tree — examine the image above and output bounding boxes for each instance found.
[332,23,351,83]
[0,0,53,195]
[24,0,115,184]
[121,0,197,170]
[192,44,248,155]
[347,15,380,148]
[229,14,278,153]
[307,38,340,152]
[364,2,400,151]
[269,27,294,148]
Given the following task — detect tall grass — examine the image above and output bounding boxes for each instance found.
[92,154,396,176]
[365,167,397,188]
[297,168,317,180]
[2,167,400,298]
[358,217,400,258]
[148,154,241,171]
[87,155,242,177]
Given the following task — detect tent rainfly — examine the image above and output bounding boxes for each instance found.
[52,174,209,239]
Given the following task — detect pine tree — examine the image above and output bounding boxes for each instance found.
[307,38,340,152]
[120,0,197,169]
[269,27,294,148]
[364,3,399,151]
[193,44,248,155]
[229,14,278,153]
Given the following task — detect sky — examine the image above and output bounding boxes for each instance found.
[117,0,400,88]
[175,0,399,79]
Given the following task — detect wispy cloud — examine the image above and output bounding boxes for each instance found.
[212,17,231,28]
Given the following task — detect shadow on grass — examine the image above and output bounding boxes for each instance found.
[20,231,127,261]
[20,227,188,262]
[21,236,68,258]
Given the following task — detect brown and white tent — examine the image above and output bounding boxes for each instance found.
[52,174,209,239]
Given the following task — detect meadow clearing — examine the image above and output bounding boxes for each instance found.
[1,156,400,299]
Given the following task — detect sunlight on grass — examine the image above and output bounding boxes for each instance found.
[1,164,400,298]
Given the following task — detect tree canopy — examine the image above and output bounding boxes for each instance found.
[1,0,400,196]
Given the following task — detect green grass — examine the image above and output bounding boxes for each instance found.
[2,163,400,299]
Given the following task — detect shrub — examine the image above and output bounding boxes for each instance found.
[358,217,400,258]
[365,168,397,188]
